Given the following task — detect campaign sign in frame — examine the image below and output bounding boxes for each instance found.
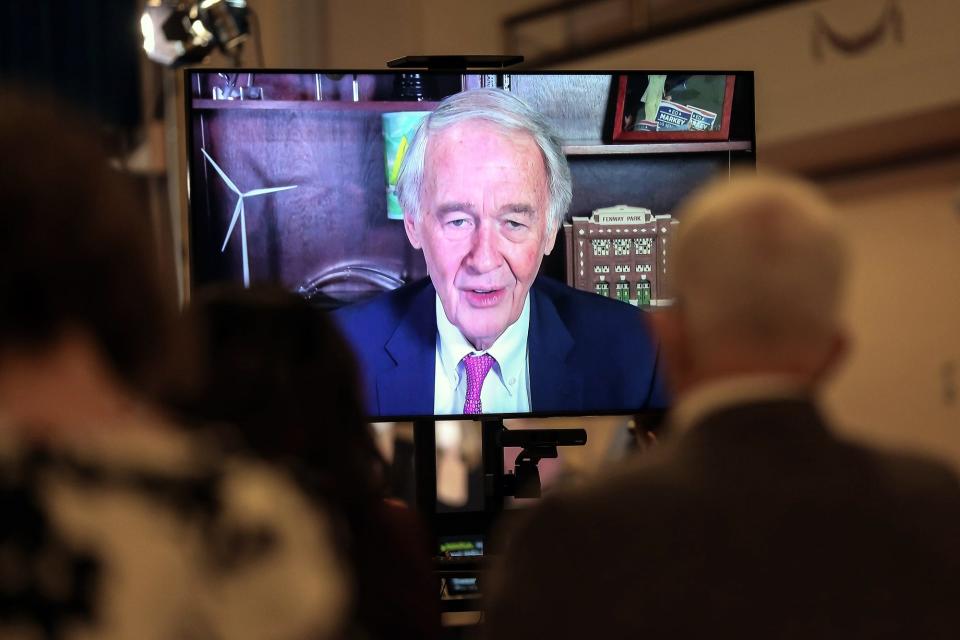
[612,74,735,142]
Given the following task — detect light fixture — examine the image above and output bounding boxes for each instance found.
[141,0,249,67]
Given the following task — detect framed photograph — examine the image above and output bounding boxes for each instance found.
[612,74,736,142]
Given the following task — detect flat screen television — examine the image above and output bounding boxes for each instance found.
[184,69,755,422]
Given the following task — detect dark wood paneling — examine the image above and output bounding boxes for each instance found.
[191,103,430,304]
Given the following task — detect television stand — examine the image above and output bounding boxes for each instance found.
[413,418,587,528]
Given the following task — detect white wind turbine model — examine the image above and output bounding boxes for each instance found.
[201,148,297,287]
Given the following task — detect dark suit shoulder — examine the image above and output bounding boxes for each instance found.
[841,437,960,498]
[330,278,436,417]
[533,275,651,328]
[528,276,666,410]
[332,279,431,340]
[558,446,697,518]
[332,278,432,323]
[485,456,703,640]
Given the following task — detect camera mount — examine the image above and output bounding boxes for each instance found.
[413,418,588,549]
[499,426,587,498]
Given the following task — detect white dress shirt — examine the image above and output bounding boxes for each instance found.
[434,294,531,415]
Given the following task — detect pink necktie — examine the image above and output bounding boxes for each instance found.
[462,353,496,415]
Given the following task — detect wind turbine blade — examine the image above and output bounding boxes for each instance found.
[201,148,242,195]
[221,196,242,252]
[240,198,250,288]
[243,185,298,197]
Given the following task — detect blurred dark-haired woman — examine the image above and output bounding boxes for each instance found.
[175,285,440,639]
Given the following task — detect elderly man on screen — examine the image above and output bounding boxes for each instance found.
[334,89,665,418]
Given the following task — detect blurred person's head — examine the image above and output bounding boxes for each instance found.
[0,90,175,418]
[176,285,386,503]
[650,172,849,395]
[397,88,572,350]
[177,286,442,640]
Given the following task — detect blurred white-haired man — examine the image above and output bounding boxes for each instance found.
[653,172,849,423]
[484,173,960,640]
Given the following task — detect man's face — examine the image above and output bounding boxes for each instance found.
[404,120,557,351]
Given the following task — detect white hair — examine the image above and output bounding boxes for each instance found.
[672,172,849,355]
[396,88,573,235]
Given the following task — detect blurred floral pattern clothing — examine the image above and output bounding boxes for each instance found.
[0,417,348,640]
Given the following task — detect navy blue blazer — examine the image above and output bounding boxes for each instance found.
[332,276,668,418]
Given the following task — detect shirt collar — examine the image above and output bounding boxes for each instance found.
[435,294,531,394]
[668,374,809,437]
